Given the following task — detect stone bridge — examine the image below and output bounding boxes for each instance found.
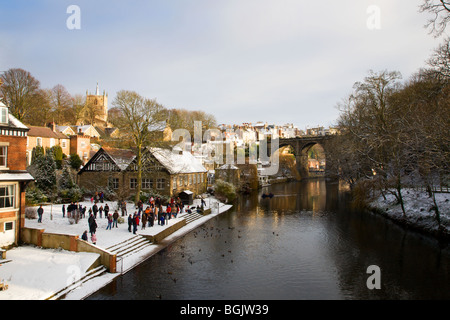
[268,135,335,179]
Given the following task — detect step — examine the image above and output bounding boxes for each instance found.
[47,265,107,300]
[106,235,153,260]
[105,235,143,252]
[183,212,204,224]
[116,240,153,258]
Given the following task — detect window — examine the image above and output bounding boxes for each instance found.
[130,178,137,189]
[0,146,7,167]
[80,141,86,148]
[50,138,55,147]
[173,177,177,189]
[36,137,42,147]
[5,221,13,231]
[61,140,66,148]
[156,178,165,190]
[108,177,119,190]
[0,185,15,209]
[0,106,8,124]
[142,178,153,189]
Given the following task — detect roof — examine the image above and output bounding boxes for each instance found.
[28,126,67,139]
[149,147,207,174]
[0,172,34,181]
[102,147,136,170]
[217,164,239,170]
[7,113,29,130]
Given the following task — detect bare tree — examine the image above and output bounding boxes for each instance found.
[50,84,73,124]
[427,37,450,79]
[420,0,450,37]
[0,68,40,121]
[112,90,166,203]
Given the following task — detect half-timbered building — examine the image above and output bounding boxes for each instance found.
[77,146,207,199]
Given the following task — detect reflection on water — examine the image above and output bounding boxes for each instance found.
[88,179,450,300]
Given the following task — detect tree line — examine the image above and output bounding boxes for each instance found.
[327,51,449,231]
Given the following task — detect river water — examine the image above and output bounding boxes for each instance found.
[88,179,450,300]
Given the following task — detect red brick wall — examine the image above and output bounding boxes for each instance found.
[0,135,27,170]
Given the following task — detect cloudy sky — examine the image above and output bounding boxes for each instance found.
[0,0,446,129]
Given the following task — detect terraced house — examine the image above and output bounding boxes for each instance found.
[77,146,207,199]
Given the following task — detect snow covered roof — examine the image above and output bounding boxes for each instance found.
[149,147,207,174]
[102,147,136,170]
[7,113,29,130]
[0,172,34,181]
[217,164,239,170]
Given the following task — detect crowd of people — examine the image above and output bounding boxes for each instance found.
[78,194,204,244]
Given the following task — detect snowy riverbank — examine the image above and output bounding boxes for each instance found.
[369,189,450,239]
[0,195,233,300]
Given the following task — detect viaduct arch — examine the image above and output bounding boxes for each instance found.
[271,135,334,179]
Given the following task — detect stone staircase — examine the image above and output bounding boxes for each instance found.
[106,235,153,260]
[47,265,108,300]
[182,212,204,224]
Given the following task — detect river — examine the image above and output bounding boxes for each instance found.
[87,179,450,300]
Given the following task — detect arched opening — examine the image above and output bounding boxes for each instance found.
[301,143,326,177]
[271,144,301,180]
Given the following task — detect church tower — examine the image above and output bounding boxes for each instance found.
[86,82,108,127]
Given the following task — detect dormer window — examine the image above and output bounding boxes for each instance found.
[0,104,8,125]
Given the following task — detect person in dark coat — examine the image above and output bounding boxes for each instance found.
[104,203,110,219]
[128,214,133,232]
[92,203,98,219]
[113,210,119,228]
[37,205,44,223]
[81,230,88,241]
[132,213,138,234]
[88,214,97,236]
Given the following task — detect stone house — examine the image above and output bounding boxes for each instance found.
[77,146,207,199]
[0,103,34,248]
[26,124,70,165]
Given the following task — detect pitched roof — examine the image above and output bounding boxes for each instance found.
[149,147,207,174]
[28,126,64,139]
[102,147,136,170]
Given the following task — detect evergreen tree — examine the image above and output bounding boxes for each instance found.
[33,152,57,196]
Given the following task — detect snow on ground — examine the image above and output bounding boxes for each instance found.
[0,246,100,300]
[0,195,231,300]
[370,189,450,235]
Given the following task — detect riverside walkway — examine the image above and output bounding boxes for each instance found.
[0,197,232,300]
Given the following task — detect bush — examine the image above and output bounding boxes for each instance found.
[25,207,38,219]
[25,186,48,205]
[214,179,237,203]
[69,153,83,170]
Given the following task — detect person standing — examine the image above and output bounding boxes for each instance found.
[113,210,119,228]
[142,210,147,230]
[91,233,97,245]
[88,214,97,236]
[106,213,113,230]
[104,203,109,219]
[128,214,133,232]
[62,204,66,218]
[132,213,138,234]
[37,205,44,223]
[92,203,98,219]
[99,205,103,219]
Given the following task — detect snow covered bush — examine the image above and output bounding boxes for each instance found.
[214,179,237,203]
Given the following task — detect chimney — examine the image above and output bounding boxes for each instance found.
[47,122,56,132]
